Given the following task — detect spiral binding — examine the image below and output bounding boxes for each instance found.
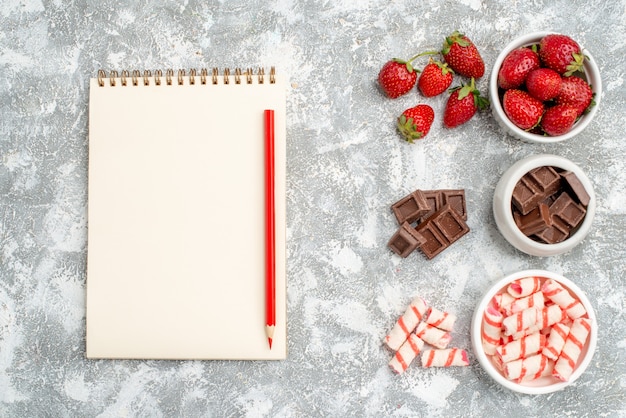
[97,67,276,87]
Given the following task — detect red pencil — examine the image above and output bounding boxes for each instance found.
[264,109,276,349]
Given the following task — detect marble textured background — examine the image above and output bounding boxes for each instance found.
[1,0,625,416]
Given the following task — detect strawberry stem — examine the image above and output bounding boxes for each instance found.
[394,50,441,73]
[407,50,439,62]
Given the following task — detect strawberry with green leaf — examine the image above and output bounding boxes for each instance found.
[555,76,594,116]
[443,78,489,128]
[397,104,435,143]
[378,58,418,98]
[418,58,454,97]
[378,51,437,99]
[441,31,485,79]
[539,34,586,76]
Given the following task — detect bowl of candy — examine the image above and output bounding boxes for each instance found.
[471,269,597,394]
[490,31,601,143]
[493,154,595,256]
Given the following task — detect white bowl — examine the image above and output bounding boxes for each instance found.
[471,269,597,395]
[490,31,602,143]
[493,154,595,256]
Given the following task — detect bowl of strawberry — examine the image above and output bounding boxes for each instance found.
[489,32,601,143]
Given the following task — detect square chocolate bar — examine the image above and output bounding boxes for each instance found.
[414,204,470,259]
[388,221,427,258]
[550,192,586,228]
[413,223,448,260]
[534,216,571,244]
[529,166,561,195]
[513,203,552,236]
[561,171,591,206]
[418,189,467,222]
[391,190,430,225]
[512,166,561,215]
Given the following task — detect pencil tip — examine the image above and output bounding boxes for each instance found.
[265,325,275,349]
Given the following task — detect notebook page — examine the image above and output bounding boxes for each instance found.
[86,73,287,360]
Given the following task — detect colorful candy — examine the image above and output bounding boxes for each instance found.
[384,296,428,351]
[421,348,469,367]
[496,332,546,363]
[503,291,545,316]
[384,296,469,374]
[389,334,424,374]
[425,307,457,331]
[542,322,571,361]
[415,322,451,349]
[502,307,539,336]
[481,276,592,383]
[504,354,554,382]
[542,279,587,319]
[507,276,541,298]
[553,318,591,381]
[481,306,503,355]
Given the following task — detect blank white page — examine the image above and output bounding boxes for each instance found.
[86,70,287,360]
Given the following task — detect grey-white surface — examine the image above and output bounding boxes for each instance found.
[1,1,625,416]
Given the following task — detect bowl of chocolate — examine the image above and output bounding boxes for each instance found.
[489,31,601,143]
[493,154,595,256]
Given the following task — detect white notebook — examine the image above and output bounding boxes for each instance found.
[86,68,287,360]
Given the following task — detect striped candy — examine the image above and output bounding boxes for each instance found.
[507,276,541,298]
[496,332,546,363]
[415,322,451,349]
[503,291,545,316]
[384,296,428,351]
[553,317,591,381]
[425,307,457,331]
[421,348,469,367]
[542,322,571,361]
[542,279,587,319]
[385,296,469,374]
[389,334,424,374]
[482,276,593,383]
[482,306,503,355]
[504,353,553,382]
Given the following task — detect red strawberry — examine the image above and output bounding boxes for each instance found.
[525,68,562,101]
[539,34,585,76]
[418,59,454,97]
[443,78,489,128]
[555,76,593,116]
[397,104,435,143]
[378,59,418,98]
[497,47,540,89]
[441,31,485,79]
[502,89,544,130]
[541,104,578,136]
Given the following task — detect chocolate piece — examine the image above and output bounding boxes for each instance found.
[530,166,562,195]
[418,189,467,222]
[391,190,430,224]
[550,192,586,228]
[441,189,468,221]
[388,221,427,258]
[418,190,444,222]
[514,203,552,236]
[414,204,470,259]
[414,223,448,259]
[510,166,590,245]
[512,166,561,215]
[534,216,570,244]
[561,171,591,206]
